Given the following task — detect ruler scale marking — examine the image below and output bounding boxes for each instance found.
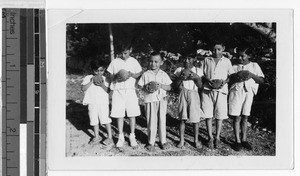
[27,8,35,176]
[2,8,46,176]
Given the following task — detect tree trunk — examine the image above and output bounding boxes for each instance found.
[108,24,114,61]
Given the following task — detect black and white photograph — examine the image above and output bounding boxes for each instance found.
[65,22,276,157]
[47,9,293,170]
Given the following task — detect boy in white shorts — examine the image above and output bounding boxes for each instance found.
[138,52,172,152]
[201,41,234,149]
[229,46,264,151]
[81,60,113,145]
[107,44,142,148]
[174,54,204,149]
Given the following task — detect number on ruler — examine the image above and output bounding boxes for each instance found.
[40,61,45,68]
[8,127,16,133]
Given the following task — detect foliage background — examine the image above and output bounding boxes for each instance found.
[66,23,276,131]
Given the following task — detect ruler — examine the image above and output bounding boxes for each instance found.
[2,8,46,176]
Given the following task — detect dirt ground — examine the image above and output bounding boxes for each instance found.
[66,74,275,157]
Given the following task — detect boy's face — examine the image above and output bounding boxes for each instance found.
[237,51,250,65]
[184,57,195,68]
[121,49,131,60]
[94,66,105,76]
[212,44,225,58]
[149,55,163,71]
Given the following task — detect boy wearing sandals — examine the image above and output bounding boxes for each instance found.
[81,60,113,146]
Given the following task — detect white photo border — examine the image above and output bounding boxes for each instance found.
[47,9,293,170]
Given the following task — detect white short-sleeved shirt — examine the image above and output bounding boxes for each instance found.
[230,62,265,95]
[174,66,203,91]
[138,69,172,103]
[202,56,234,94]
[106,57,142,90]
[81,75,109,105]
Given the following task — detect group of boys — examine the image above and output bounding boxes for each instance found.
[82,42,264,152]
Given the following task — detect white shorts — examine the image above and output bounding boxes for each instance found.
[110,89,141,118]
[88,104,111,126]
[201,90,228,120]
[228,89,254,116]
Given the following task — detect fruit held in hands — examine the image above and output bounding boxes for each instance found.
[236,70,251,82]
[146,81,158,93]
[209,79,224,89]
[116,69,130,82]
[93,74,104,86]
[180,68,193,80]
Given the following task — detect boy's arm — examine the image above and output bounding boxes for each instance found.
[190,71,203,88]
[250,73,264,84]
[106,71,115,82]
[250,63,264,84]
[81,77,93,92]
[158,84,171,91]
[129,71,142,79]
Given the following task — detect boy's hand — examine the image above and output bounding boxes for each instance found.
[189,71,200,80]
[127,71,133,78]
[236,70,251,82]
[145,81,158,93]
[209,79,225,89]
[180,68,193,80]
[116,69,130,82]
[93,75,104,86]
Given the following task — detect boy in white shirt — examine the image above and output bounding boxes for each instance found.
[81,60,113,145]
[174,54,204,149]
[201,42,234,149]
[228,46,264,151]
[138,52,172,152]
[106,44,142,148]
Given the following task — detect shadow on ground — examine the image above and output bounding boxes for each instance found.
[66,101,208,146]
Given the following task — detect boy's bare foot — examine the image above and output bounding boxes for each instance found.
[194,141,202,149]
[176,142,185,149]
[145,145,156,152]
[89,137,101,145]
[160,142,171,150]
[129,133,138,149]
[241,141,253,151]
[102,138,114,146]
[116,134,125,148]
[234,142,243,151]
[207,138,214,149]
[214,139,221,149]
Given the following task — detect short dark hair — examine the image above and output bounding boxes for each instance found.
[120,43,132,52]
[150,51,162,58]
[210,40,226,48]
[236,46,253,56]
[90,60,105,71]
[115,42,133,54]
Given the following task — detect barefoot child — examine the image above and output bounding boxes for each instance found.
[229,46,264,151]
[201,41,234,149]
[174,54,204,149]
[81,60,113,145]
[107,44,142,148]
[138,52,172,152]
